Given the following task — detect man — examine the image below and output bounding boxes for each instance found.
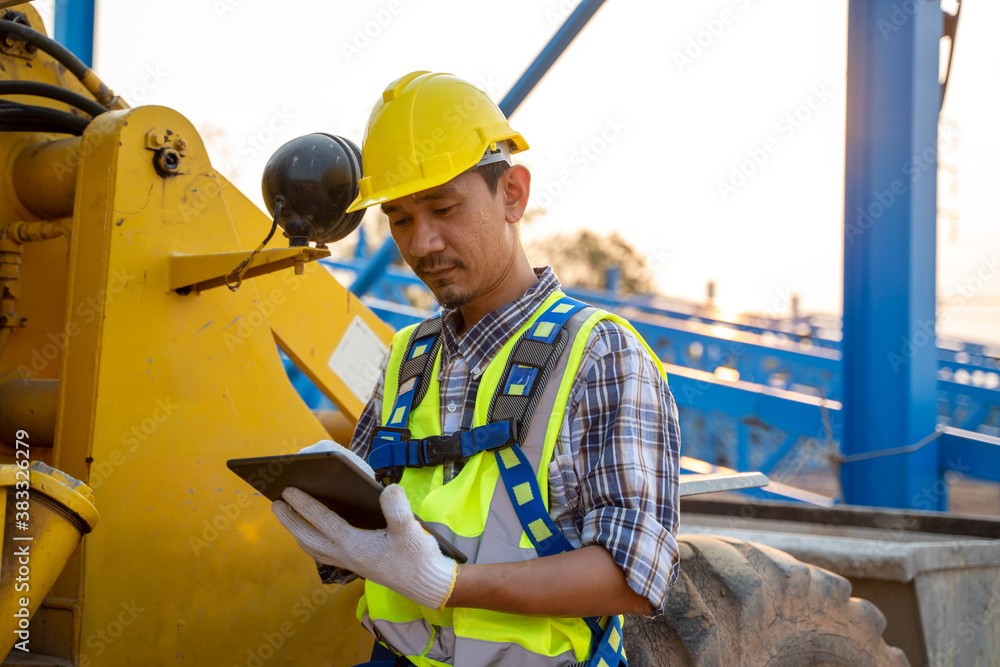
[273,71,680,667]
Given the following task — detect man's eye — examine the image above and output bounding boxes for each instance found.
[434,205,455,216]
[391,217,411,227]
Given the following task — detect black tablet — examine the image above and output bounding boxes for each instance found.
[227,451,467,563]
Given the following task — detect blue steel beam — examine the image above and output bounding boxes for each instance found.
[499,0,608,117]
[291,291,1000,495]
[54,0,95,67]
[328,257,1000,432]
[841,0,942,509]
[349,236,401,298]
[564,284,843,349]
[326,258,424,289]
[940,427,1000,485]
[665,363,841,445]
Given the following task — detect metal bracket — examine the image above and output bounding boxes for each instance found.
[169,247,330,294]
[0,11,38,60]
[144,128,187,155]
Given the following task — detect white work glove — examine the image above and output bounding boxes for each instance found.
[295,440,375,585]
[272,484,458,610]
[297,439,375,479]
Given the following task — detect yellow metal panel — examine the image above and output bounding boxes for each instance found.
[220,176,394,422]
[51,106,369,665]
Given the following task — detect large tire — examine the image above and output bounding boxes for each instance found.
[624,536,909,667]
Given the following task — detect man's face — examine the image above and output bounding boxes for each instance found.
[381,169,512,310]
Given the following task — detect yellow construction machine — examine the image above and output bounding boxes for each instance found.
[0,5,922,666]
[0,5,388,664]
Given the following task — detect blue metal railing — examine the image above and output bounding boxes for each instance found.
[307,253,1000,507]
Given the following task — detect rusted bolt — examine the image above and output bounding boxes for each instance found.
[154,148,181,176]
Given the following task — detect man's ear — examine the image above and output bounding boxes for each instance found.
[502,165,531,224]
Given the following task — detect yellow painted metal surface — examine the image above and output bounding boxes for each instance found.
[40,105,372,665]
[220,176,394,423]
[0,6,81,445]
[0,8,398,663]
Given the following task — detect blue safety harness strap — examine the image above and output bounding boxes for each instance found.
[367,420,515,471]
[369,317,443,479]
[367,296,586,476]
[487,297,627,667]
[493,439,625,666]
[369,296,627,666]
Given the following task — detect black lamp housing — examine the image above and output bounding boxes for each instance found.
[261,133,365,247]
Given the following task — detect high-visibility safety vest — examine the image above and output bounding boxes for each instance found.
[358,291,668,667]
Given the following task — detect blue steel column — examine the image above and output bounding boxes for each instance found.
[841,0,942,508]
[54,0,95,67]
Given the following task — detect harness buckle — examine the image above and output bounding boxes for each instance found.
[417,432,462,467]
[372,426,411,444]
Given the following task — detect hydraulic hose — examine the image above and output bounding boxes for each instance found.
[0,80,107,117]
[0,101,90,135]
[0,19,124,109]
[0,120,85,134]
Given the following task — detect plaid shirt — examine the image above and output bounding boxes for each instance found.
[350,267,680,614]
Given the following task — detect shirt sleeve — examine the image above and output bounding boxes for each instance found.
[565,319,681,616]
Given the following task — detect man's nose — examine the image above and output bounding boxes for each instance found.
[408,217,446,257]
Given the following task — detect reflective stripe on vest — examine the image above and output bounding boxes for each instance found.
[359,291,667,666]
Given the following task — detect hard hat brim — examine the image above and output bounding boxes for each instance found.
[346,131,528,213]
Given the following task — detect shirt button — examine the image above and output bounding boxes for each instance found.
[472,367,482,377]
[447,402,457,413]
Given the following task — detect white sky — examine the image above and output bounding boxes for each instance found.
[35,0,1000,345]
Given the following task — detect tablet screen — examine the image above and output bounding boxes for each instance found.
[227,451,467,563]
[227,451,385,529]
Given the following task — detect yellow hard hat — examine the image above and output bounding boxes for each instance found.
[346,71,529,212]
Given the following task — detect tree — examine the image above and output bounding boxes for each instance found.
[525,230,655,294]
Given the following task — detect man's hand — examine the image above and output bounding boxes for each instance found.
[297,439,375,479]
[272,485,458,610]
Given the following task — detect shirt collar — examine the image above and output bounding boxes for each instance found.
[439,267,561,372]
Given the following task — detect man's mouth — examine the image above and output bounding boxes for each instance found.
[422,265,457,278]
